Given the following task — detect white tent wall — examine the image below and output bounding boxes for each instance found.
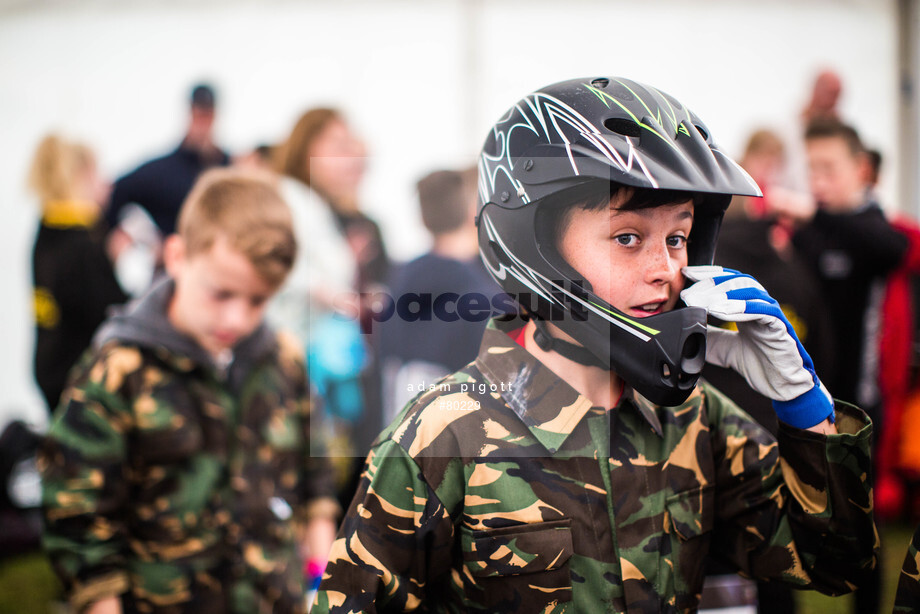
[0,0,903,428]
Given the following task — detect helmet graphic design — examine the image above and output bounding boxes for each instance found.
[477,77,761,406]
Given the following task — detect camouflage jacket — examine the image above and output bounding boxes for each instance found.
[894,523,920,612]
[313,317,876,613]
[40,279,339,614]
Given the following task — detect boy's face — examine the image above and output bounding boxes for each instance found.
[806,136,869,212]
[559,194,694,319]
[164,234,275,359]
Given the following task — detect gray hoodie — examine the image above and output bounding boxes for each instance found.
[93,277,279,393]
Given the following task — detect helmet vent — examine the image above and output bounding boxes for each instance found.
[694,124,710,141]
[591,78,610,88]
[680,332,706,374]
[604,117,641,138]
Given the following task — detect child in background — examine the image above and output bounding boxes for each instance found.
[378,167,510,424]
[41,168,338,614]
[28,134,127,412]
[790,118,907,415]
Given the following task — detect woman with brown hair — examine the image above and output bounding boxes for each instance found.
[270,109,390,510]
[276,108,389,289]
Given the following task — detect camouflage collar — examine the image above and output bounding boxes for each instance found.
[623,385,707,439]
[618,389,665,437]
[475,318,669,452]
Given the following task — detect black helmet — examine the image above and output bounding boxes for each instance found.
[477,76,761,406]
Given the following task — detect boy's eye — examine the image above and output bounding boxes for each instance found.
[613,233,639,247]
[213,290,234,301]
[667,235,688,249]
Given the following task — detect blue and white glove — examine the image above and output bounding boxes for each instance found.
[680,266,834,429]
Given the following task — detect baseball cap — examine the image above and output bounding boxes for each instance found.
[190,83,216,109]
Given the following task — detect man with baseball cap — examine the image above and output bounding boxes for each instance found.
[105,82,230,278]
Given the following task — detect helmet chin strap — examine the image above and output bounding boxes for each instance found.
[532,318,608,370]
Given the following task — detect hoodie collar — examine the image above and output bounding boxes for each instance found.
[93,277,276,386]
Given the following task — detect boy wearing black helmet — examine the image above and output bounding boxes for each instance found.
[313,78,875,613]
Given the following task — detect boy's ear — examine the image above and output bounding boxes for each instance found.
[855,151,873,185]
[162,234,186,278]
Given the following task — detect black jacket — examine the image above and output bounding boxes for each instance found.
[793,201,908,407]
[105,143,229,236]
[32,206,126,410]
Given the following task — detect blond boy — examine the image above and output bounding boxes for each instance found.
[41,168,338,614]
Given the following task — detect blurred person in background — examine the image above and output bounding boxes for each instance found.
[28,133,127,413]
[271,108,388,510]
[772,117,907,614]
[276,108,389,296]
[104,83,230,284]
[784,69,845,192]
[785,119,907,421]
[40,168,339,614]
[802,70,843,124]
[702,128,834,614]
[866,148,883,192]
[270,112,358,331]
[377,167,509,425]
[234,143,276,173]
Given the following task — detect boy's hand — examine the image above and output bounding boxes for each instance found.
[764,185,816,225]
[680,266,834,429]
[86,596,123,614]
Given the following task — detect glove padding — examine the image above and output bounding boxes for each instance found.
[680,265,834,429]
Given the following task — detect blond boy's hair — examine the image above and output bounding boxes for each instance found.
[177,168,296,289]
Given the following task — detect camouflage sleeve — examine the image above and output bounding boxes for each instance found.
[39,347,135,611]
[277,331,339,523]
[296,378,339,523]
[894,523,920,612]
[705,386,876,595]
[311,439,455,613]
[772,403,877,592]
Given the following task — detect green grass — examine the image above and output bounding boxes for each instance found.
[0,551,62,614]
